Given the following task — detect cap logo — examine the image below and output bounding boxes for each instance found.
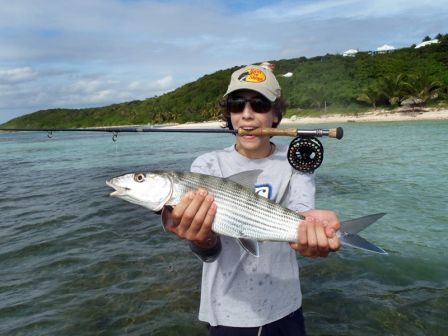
[238,68,266,83]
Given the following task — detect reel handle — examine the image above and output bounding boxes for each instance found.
[237,127,343,139]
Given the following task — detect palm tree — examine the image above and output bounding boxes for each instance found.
[379,74,410,106]
[406,71,442,104]
[357,86,384,109]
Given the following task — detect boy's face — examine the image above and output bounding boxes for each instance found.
[230,90,278,159]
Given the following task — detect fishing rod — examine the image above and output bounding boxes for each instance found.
[0,126,343,138]
[0,126,344,173]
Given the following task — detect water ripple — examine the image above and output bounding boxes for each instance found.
[1,122,447,335]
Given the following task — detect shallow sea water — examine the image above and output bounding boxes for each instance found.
[0,121,447,335]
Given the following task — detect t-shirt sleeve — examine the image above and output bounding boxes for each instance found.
[285,171,316,212]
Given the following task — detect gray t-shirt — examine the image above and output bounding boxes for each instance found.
[190,143,315,327]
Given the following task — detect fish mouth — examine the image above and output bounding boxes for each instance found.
[106,180,129,197]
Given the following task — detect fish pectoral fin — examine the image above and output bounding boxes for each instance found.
[226,170,264,189]
[160,206,174,232]
[237,238,260,257]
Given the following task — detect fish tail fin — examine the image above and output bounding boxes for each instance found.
[338,231,388,254]
[338,213,388,255]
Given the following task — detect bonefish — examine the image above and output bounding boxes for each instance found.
[106,170,387,256]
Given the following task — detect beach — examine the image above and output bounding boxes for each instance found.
[163,108,448,128]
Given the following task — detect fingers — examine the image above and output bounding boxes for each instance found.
[321,212,340,252]
[168,188,217,245]
[170,191,195,228]
[295,209,342,256]
[315,222,330,257]
[297,218,308,250]
[290,219,307,254]
[177,188,209,236]
[300,209,341,237]
[328,235,341,252]
[304,218,329,258]
[196,199,217,240]
[292,216,335,258]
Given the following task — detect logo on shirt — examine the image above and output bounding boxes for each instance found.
[255,184,272,200]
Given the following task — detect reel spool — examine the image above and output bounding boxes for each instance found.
[287,137,324,173]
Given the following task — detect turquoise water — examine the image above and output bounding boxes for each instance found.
[0,121,447,335]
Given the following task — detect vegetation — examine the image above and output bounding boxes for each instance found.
[2,34,448,128]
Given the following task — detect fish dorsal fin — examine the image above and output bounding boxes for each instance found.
[226,169,263,189]
[237,238,260,257]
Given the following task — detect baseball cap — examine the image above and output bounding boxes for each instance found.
[224,65,281,102]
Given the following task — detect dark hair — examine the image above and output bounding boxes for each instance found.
[219,93,288,130]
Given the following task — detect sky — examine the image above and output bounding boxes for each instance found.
[0,0,447,123]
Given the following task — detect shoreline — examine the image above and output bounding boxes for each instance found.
[1,108,447,132]
[163,108,448,129]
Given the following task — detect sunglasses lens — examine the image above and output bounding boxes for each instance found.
[227,97,272,113]
[250,98,271,113]
[227,98,246,113]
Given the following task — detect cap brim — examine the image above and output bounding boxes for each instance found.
[224,85,277,102]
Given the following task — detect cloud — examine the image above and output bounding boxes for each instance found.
[0,66,37,83]
[0,0,447,123]
[66,79,118,95]
[155,75,173,90]
[254,0,448,21]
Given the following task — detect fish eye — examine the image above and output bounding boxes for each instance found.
[134,173,146,183]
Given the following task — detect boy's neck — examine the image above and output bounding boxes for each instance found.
[235,142,275,159]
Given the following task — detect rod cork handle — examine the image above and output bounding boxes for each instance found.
[237,128,298,137]
[237,127,344,139]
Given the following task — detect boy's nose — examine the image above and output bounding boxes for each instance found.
[241,101,254,117]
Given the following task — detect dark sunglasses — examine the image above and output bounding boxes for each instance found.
[226,96,273,113]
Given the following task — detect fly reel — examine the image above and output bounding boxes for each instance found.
[287,137,324,173]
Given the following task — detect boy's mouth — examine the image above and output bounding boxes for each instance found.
[240,127,257,139]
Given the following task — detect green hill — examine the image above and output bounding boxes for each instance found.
[2,34,448,128]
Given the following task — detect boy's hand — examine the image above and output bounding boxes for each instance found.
[163,188,217,248]
[290,209,341,257]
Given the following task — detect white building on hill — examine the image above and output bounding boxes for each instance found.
[377,44,395,53]
[343,49,358,57]
[415,39,439,48]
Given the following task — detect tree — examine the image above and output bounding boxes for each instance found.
[423,36,432,42]
[305,85,328,110]
[357,86,384,109]
[407,71,442,103]
[379,74,410,106]
[439,34,448,44]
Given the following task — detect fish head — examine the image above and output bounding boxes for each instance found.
[106,172,172,212]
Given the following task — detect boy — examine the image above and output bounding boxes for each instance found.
[164,65,340,335]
